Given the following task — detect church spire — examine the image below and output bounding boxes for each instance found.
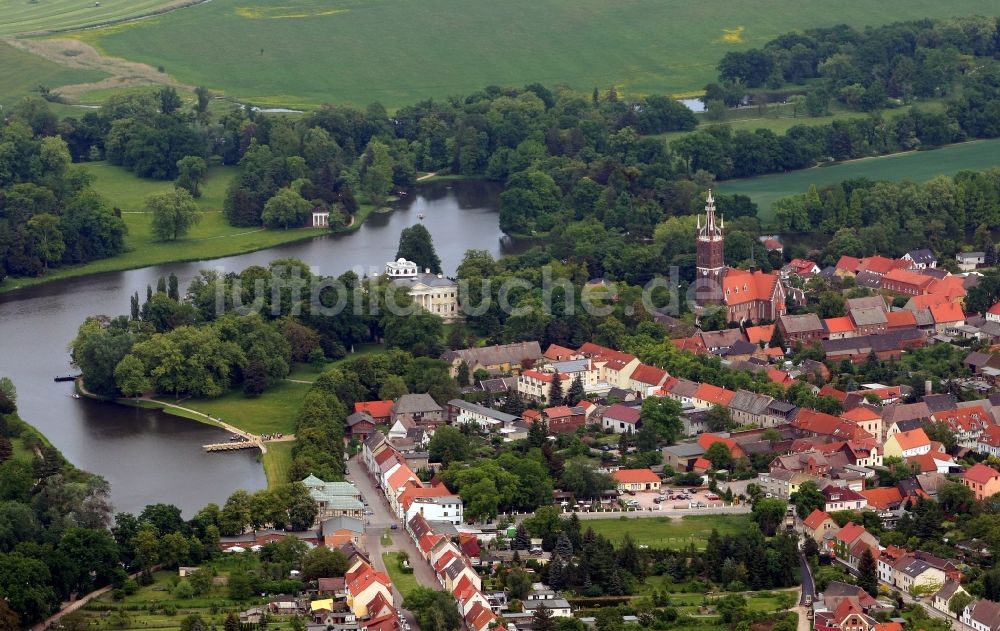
[698,189,722,239]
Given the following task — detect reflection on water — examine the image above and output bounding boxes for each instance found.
[0,180,512,515]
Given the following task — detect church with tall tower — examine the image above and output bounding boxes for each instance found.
[693,190,786,323]
[695,191,726,303]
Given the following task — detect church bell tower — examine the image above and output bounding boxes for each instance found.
[695,190,725,304]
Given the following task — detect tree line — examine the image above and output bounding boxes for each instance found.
[713,16,999,110]
[0,115,127,279]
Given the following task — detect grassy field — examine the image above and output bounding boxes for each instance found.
[382,552,420,599]
[74,564,274,631]
[0,41,106,108]
[717,139,1000,225]
[70,0,991,109]
[0,0,180,36]
[583,514,752,549]
[1,162,323,294]
[261,440,295,489]
[157,379,310,435]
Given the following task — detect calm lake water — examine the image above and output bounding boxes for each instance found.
[0,181,513,515]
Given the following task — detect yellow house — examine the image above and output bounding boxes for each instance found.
[883,428,931,459]
[345,566,392,618]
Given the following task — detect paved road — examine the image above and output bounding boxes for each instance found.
[347,456,434,630]
[799,551,815,605]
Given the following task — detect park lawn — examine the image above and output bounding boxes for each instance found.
[716,138,1000,226]
[382,552,420,599]
[0,41,106,108]
[583,514,752,549]
[0,162,323,294]
[262,440,295,488]
[77,0,991,110]
[157,379,310,435]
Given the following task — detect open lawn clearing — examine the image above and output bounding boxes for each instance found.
[155,379,309,436]
[716,139,1000,225]
[0,40,106,107]
[78,0,991,109]
[0,163,326,294]
[382,552,420,599]
[582,514,751,549]
[262,440,295,488]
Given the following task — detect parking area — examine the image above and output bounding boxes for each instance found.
[620,486,727,511]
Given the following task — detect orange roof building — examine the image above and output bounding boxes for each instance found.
[860,487,903,510]
[612,468,662,490]
[885,310,917,329]
[745,324,775,345]
[824,316,856,337]
[929,302,965,326]
[693,382,736,408]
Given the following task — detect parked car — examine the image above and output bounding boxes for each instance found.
[390,524,398,530]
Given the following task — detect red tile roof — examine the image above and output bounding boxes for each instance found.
[802,509,833,530]
[694,383,736,407]
[612,468,661,484]
[697,433,744,458]
[989,302,1000,316]
[836,256,862,273]
[355,400,394,419]
[522,370,569,383]
[767,368,794,387]
[543,344,577,361]
[860,256,906,275]
[577,342,637,365]
[630,364,668,386]
[964,463,1000,485]
[723,269,780,306]
[841,407,881,422]
[818,385,848,403]
[824,316,855,334]
[885,310,917,329]
[745,324,775,345]
[860,487,903,510]
[834,522,868,546]
[929,302,965,324]
[892,428,930,451]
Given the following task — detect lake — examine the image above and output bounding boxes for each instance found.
[0,180,513,515]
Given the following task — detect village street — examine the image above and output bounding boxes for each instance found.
[347,456,437,630]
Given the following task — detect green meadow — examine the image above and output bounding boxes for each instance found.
[583,514,752,549]
[0,162,324,293]
[0,41,106,109]
[0,0,180,36]
[717,139,1000,225]
[75,0,992,109]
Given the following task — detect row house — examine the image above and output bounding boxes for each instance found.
[440,341,542,377]
[778,312,825,344]
[978,425,1000,458]
[823,486,869,512]
[849,307,888,336]
[963,598,1000,631]
[802,509,839,546]
[840,407,882,441]
[691,382,736,410]
[577,342,642,390]
[822,329,927,364]
[883,428,932,459]
[931,405,994,449]
[881,268,935,296]
[517,370,570,403]
[932,581,970,617]
[833,523,880,568]
[446,399,520,431]
[963,463,1000,501]
[602,404,642,434]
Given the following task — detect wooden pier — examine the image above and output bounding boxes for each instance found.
[204,441,259,452]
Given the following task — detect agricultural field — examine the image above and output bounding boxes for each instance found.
[582,514,752,549]
[0,40,106,108]
[67,0,991,109]
[0,163,323,293]
[0,0,181,36]
[717,138,1000,225]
